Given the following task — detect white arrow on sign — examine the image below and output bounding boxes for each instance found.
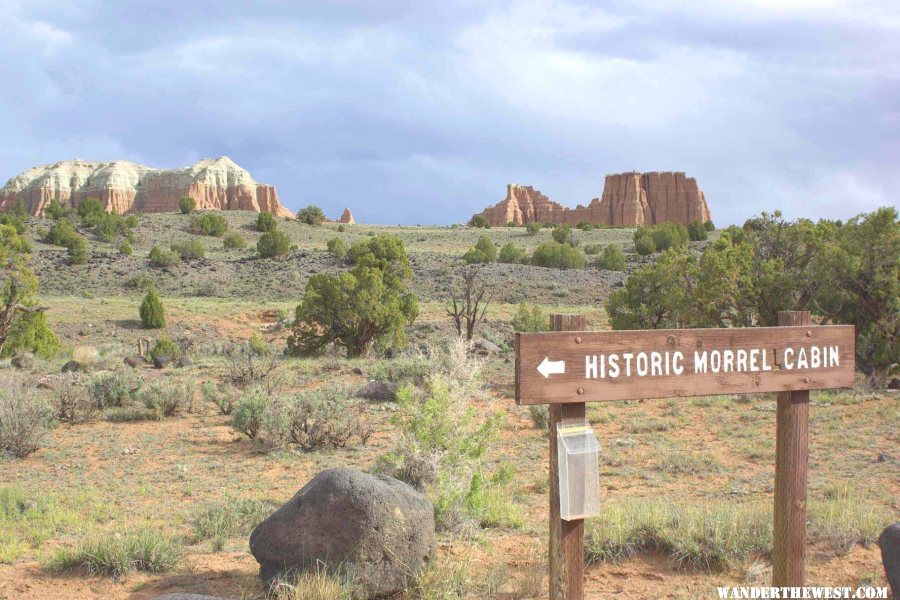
[537,357,566,378]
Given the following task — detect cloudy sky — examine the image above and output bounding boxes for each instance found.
[1,0,897,225]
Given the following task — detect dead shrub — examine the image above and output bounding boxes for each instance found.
[54,375,98,424]
[0,377,54,457]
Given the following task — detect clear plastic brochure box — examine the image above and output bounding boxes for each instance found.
[556,418,601,521]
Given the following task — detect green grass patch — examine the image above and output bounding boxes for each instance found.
[50,526,182,577]
[190,498,277,551]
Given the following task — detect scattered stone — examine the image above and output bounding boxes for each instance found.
[356,380,398,402]
[124,355,147,368]
[61,360,87,373]
[177,355,194,368]
[352,367,364,375]
[250,467,435,597]
[888,378,900,390]
[474,338,500,355]
[879,523,900,599]
[11,352,34,370]
[153,355,173,369]
[876,453,893,463]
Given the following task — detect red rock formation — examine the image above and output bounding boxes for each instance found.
[338,208,355,224]
[476,172,711,227]
[0,157,292,217]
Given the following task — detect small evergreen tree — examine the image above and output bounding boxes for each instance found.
[688,220,708,241]
[462,235,497,264]
[469,214,491,229]
[531,241,585,269]
[139,287,166,329]
[498,242,526,264]
[256,211,277,232]
[118,241,133,255]
[297,205,326,226]
[327,237,347,259]
[257,230,291,258]
[596,245,626,271]
[222,232,247,249]
[179,197,196,214]
[526,222,541,236]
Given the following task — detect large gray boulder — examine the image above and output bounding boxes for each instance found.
[879,523,900,599]
[249,467,435,598]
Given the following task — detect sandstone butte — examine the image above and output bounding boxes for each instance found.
[337,208,355,224]
[0,156,293,217]
[476,171,712,227]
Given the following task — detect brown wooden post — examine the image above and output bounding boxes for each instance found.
[548,313,586,600]
[773,310,811,587]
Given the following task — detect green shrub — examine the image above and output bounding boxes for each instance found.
[287,234,417,358]
[468,214,491,228]
[512,303,548,332]
[257,230,291,258]
[551,224,573,244]
[597,245,626,271]
[91,371,142,409]
[44,219,80,248]
[497,242,526,264]
[704,220,715,231]
[139,288,166,329]
[1,310,59,359]
[222,231,247,250]
[190,498,276,549]
[0,378,53,458]
[337,223,346,232]
[148,246,181,267]
[0,214,25,235]
[75,198,105,226]
[67,235,88,265]
[141,380,192,419]
[202,381,237,415]
[118,241,133,255]
[189,213,228,237]
[584,243,602,255]
[170,239,205,261]
[233,387,269,439]
[46,199,70,220]
[647,223,689,251]
[297,205,326,226]
[462,235,497,264]
[256,211,277,232]
[327,237,347,259]
[93,212,132,243]
[688,220,708,241]
[531,241,585,269]
[260,387,370,451]
[525,222,541,236]
[149,334,180,360]
[51,527,181,577]
[634,235,656,256]
[179,197,195,214]
[576,221,593,231]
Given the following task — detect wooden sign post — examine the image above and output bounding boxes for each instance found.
[515,312,855,599]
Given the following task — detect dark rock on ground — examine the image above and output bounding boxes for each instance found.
[61,360,87,373]
[177,355,194,368]
[250,467,435,598]
[880,523,900,598]
[356,380,398,402]
[153,355,173,369]
[124,355,147,368]
[11,352,34,369]
[888,378,900,390]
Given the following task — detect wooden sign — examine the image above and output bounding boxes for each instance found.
[516,325,855,405]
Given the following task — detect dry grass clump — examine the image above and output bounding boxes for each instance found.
[0,376,54,457]
[190,497,277,552]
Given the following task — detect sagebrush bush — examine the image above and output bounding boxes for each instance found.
[141,379,194,419]
[0,378,53,457]
[90,371,142,409]
[262,387,371,451]
[202,380,237,415]
[170,239,205,261]
[222,231,247,250]
[551,224,573,244]
[118,241,133,255]
[148,246,181,267]
[531,241,585,269]
[139,287,166,329]
[233,387,269,439]
[190,213,228,237]
[369,354,431,385]
[525,222,541,235]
